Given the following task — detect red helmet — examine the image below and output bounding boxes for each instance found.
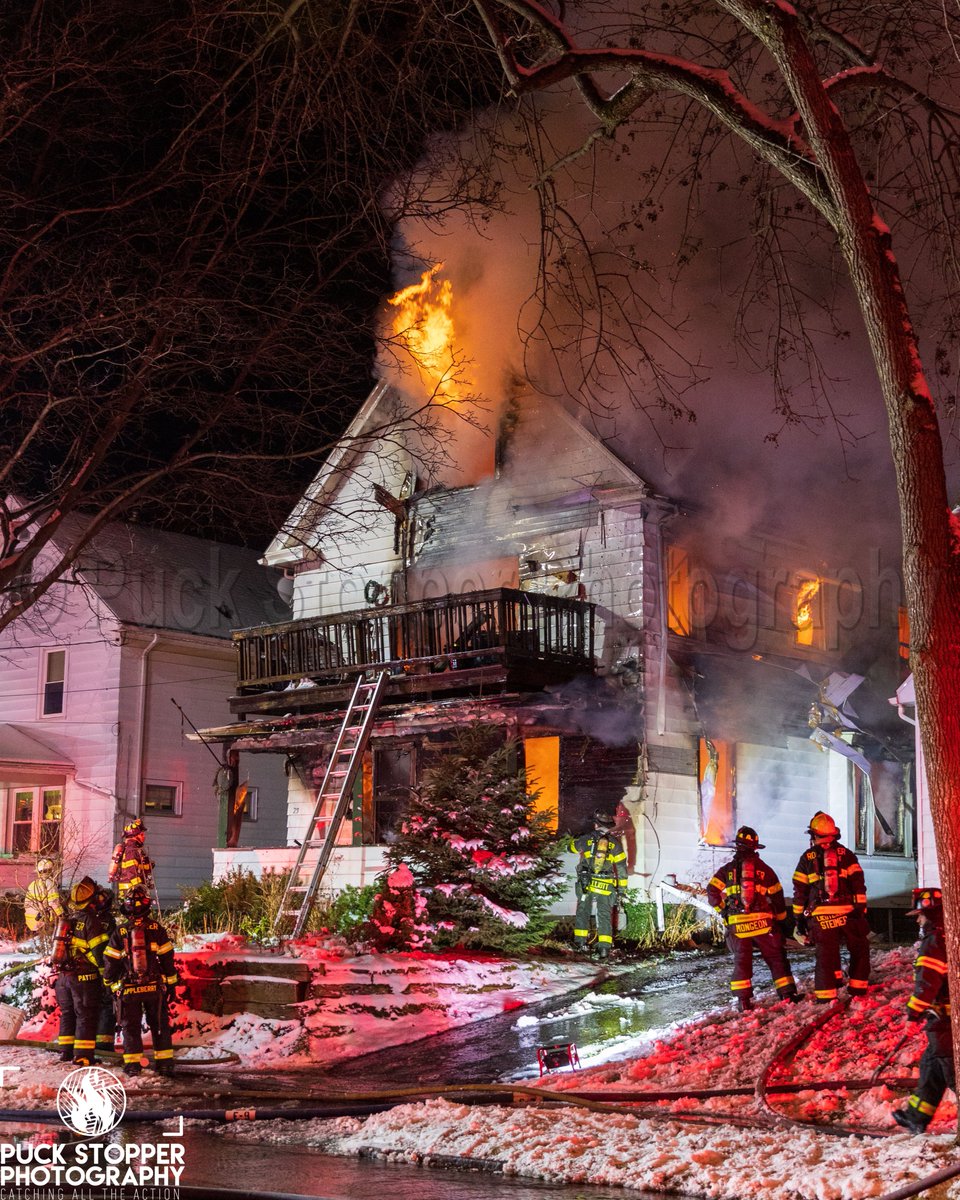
[907,888,943,917]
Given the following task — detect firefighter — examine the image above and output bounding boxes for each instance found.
[108,817,154,899]
[569,810,628,958]
[103,885,178,1077]
[52,877,109,1066]
[893,888,952,1133]
[792,811,870,1002]
[24,857,63,948]
[707,826,799,1011]
[91,882,118,1058]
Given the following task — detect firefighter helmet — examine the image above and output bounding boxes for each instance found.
[35,857,55,876]
[121,886,151,918]
[593,809,616,830]
[907,887,943,917]
[807,811,840,841]
[123,818,146,839]
[70,877,97,909]
[734,826,765,851]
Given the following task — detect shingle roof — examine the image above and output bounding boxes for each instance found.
[58,517,287,638]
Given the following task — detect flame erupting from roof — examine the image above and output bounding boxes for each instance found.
[388,264,461,403]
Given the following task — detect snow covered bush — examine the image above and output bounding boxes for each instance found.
[365,864,431,951]
[384,725,566,953]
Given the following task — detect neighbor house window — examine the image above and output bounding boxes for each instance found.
[699,738,735,846]
[142,781,181,816]
[9,787,62,854]
[666,546,692,636]
[40,650,66,716]
[852,760,909,856]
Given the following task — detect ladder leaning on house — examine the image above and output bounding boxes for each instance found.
[273,670,389,939]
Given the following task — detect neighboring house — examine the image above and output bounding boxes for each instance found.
[0,519,288,904]
[203,382,913,918]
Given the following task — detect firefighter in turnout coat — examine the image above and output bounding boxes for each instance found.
[103,886,178,1076]
[792,811,870,1002]
[569,811,628,958]
[24,857,62,948]
[108,818,154,899]
[893,888,953,1133]
[91,882,118,1057]
[52,878,109,1066]
[707,826,799,1010]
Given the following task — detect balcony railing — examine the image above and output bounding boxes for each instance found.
[234,587,595,693]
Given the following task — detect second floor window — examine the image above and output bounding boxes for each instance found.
[41,650,66,716]
[666,546,692,636]
[794,578,821,647]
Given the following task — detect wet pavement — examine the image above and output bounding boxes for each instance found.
[220,947,734,1094]
[4,946,793,1199]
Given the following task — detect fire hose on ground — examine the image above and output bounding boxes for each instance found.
[0,996,953,1198]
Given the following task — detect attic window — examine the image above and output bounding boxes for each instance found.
[41,650,66,717]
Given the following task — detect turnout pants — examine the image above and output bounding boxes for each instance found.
[574,888,616,955]
[809,912,871,1000]
[726,928,797,1002]
[906,1015,954,1127]
[97,984,117,1052]
[117,982,173,1069]
[55,971,102,1062]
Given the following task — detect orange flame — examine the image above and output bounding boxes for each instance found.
[795,578,820,645]
[388,264,459,402]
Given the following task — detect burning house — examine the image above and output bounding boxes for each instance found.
[184,264,913,928]
[199,355,914,921]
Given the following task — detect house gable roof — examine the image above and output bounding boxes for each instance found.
[262,382,653,569]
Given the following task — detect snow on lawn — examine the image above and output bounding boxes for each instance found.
[3,936,960,1198]
[214,944,960,1200]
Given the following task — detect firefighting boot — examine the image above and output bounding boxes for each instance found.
[154,1060,175,1077]
[123,1063,142,1078]
[737,995,755,1012]
[893,1108,929,1135]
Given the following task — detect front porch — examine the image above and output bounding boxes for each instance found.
[231,587,597,716]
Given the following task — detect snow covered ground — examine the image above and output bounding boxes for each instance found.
[1,939,958,1199]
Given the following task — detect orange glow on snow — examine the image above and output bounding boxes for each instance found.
[388,264,461,402]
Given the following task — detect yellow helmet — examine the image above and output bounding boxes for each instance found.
[70,877,97,909]
[35,857,55,876]
[808,811,840,841]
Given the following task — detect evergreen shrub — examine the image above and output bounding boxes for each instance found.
[383,725,566,953]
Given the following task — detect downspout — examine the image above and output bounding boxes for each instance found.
[892,693,925,886]
[122,633,160,838]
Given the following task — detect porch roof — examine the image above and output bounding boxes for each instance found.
[0,724,74,770]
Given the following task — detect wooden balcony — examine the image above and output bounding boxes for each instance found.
[231,587,596,714]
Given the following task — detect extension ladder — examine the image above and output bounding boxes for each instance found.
[273,670,389,938]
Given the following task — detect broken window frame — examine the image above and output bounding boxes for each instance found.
[698,737,736,847]
[851,760,913,858]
